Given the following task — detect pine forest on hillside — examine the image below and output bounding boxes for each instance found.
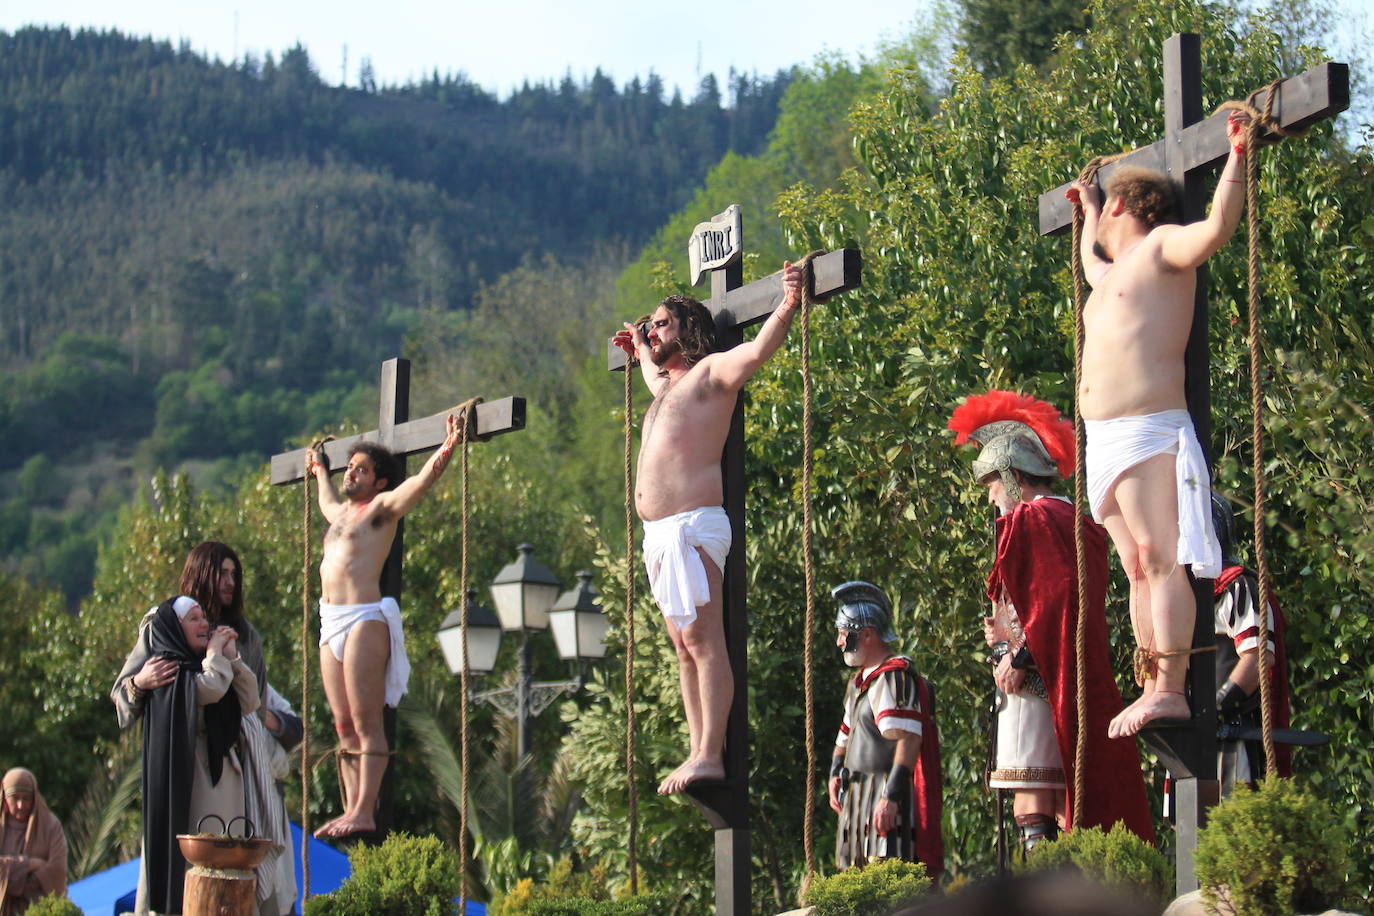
[0,26,792,599]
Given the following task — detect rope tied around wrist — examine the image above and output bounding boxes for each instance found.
[797,248,825,885]
[450,397,482,916]
[1217,76,1297,780]
[623,336,641,895]
[300,433,333,899]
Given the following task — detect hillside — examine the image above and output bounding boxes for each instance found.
[0,26,792,598]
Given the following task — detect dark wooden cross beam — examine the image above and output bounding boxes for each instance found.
[609,220,861,915]
[1036,35,1347,895]
[270,356,526,839]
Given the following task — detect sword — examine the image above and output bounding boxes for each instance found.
[1218,723,1329,746]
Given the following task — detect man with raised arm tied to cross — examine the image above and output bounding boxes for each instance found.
[1066,109,1252,737]
[305,413,463,838]
[612,261,803,795]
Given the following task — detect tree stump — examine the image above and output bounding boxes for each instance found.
[184,865,256,916]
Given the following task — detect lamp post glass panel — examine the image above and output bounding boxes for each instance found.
[489,543,561,631]
[549,570,610,661]
[437,589,503,675]
[467,545,604,761]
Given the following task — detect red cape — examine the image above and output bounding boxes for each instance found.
[856,657,945,877]
[1214,566,1292,778]
[986,497,1154,842]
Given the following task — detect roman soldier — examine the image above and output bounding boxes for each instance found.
[1211,492,1293,791]
[826,581,943,878]
[949,390,1153,852]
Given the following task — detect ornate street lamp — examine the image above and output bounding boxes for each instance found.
[548,570,609,660]
[488,543,561,631]
[437,588,503,675]
[460,544,591,760]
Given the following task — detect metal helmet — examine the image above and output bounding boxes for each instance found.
[1211,491,1240,568]
[948,391,1076,504]
[832,581,897,644]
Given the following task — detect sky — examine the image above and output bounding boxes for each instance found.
[0,0,940,97]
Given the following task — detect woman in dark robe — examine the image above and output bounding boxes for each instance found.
[138,596,258,916]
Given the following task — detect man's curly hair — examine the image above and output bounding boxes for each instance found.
[1105,167,1180,229]
[656,295,718,373]
[348,442,401,491]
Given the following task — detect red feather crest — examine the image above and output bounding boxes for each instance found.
[948,390,1076,477]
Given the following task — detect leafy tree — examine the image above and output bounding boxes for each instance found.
[956,0,1089,77]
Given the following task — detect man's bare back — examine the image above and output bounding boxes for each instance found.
[1079,229,1194,421]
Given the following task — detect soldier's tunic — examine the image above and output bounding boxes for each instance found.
[1214,566,1292,789]
[835,656,928,868]
[987,597,1065,791]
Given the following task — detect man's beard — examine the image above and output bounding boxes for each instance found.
[841,650,862,668]
[341,479,365,498]
[649,337,681,367]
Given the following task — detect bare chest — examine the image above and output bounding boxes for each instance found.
[1085,261,1195,332]
[643,377,715,443]
[323,507,394,552]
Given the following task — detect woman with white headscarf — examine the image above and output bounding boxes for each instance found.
[137,596,258,916]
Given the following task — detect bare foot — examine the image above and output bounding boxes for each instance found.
[655,760,691,795]
[657,756,724,795]
[314,812,376,839]
[1109,691,1190,737]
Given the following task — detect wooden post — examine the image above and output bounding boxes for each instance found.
[184,866,255,916]
[1035,36,1347,894]
[609,210,862,913]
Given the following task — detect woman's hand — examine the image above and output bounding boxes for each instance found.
[208,626,239,658]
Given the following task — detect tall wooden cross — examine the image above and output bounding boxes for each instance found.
[1036,34,1348,894]
[270,356,526,838]
[609,207,861,915]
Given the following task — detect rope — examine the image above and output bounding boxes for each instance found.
[796,249,825,881]
[1068,207,1090,829]
[453,397,481,916]
[300,434,332,899]
[1217,79,1300,778]
[623,353,640,894]
[1132,645,1218,687]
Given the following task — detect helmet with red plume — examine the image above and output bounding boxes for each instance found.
[948,391,1075,502]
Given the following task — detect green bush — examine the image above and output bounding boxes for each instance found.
[525,898,674,916]
[802,859,932,916]
[25,894,82,916]
[1194,778,1351,916]
[302,833,462,916]
[491,859,612,916]
[1020,823,1172,911]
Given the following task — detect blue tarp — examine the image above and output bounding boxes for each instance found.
[67,822,353,916]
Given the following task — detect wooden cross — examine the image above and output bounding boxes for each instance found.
[1036,34,1347,895]
[270,356,526,838]
[609,212,861,916]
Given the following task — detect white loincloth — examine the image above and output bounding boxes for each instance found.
[989,692,1065,789]
[641,506,732,629]
[318,598,410,706]
[1084,408,1221,578]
